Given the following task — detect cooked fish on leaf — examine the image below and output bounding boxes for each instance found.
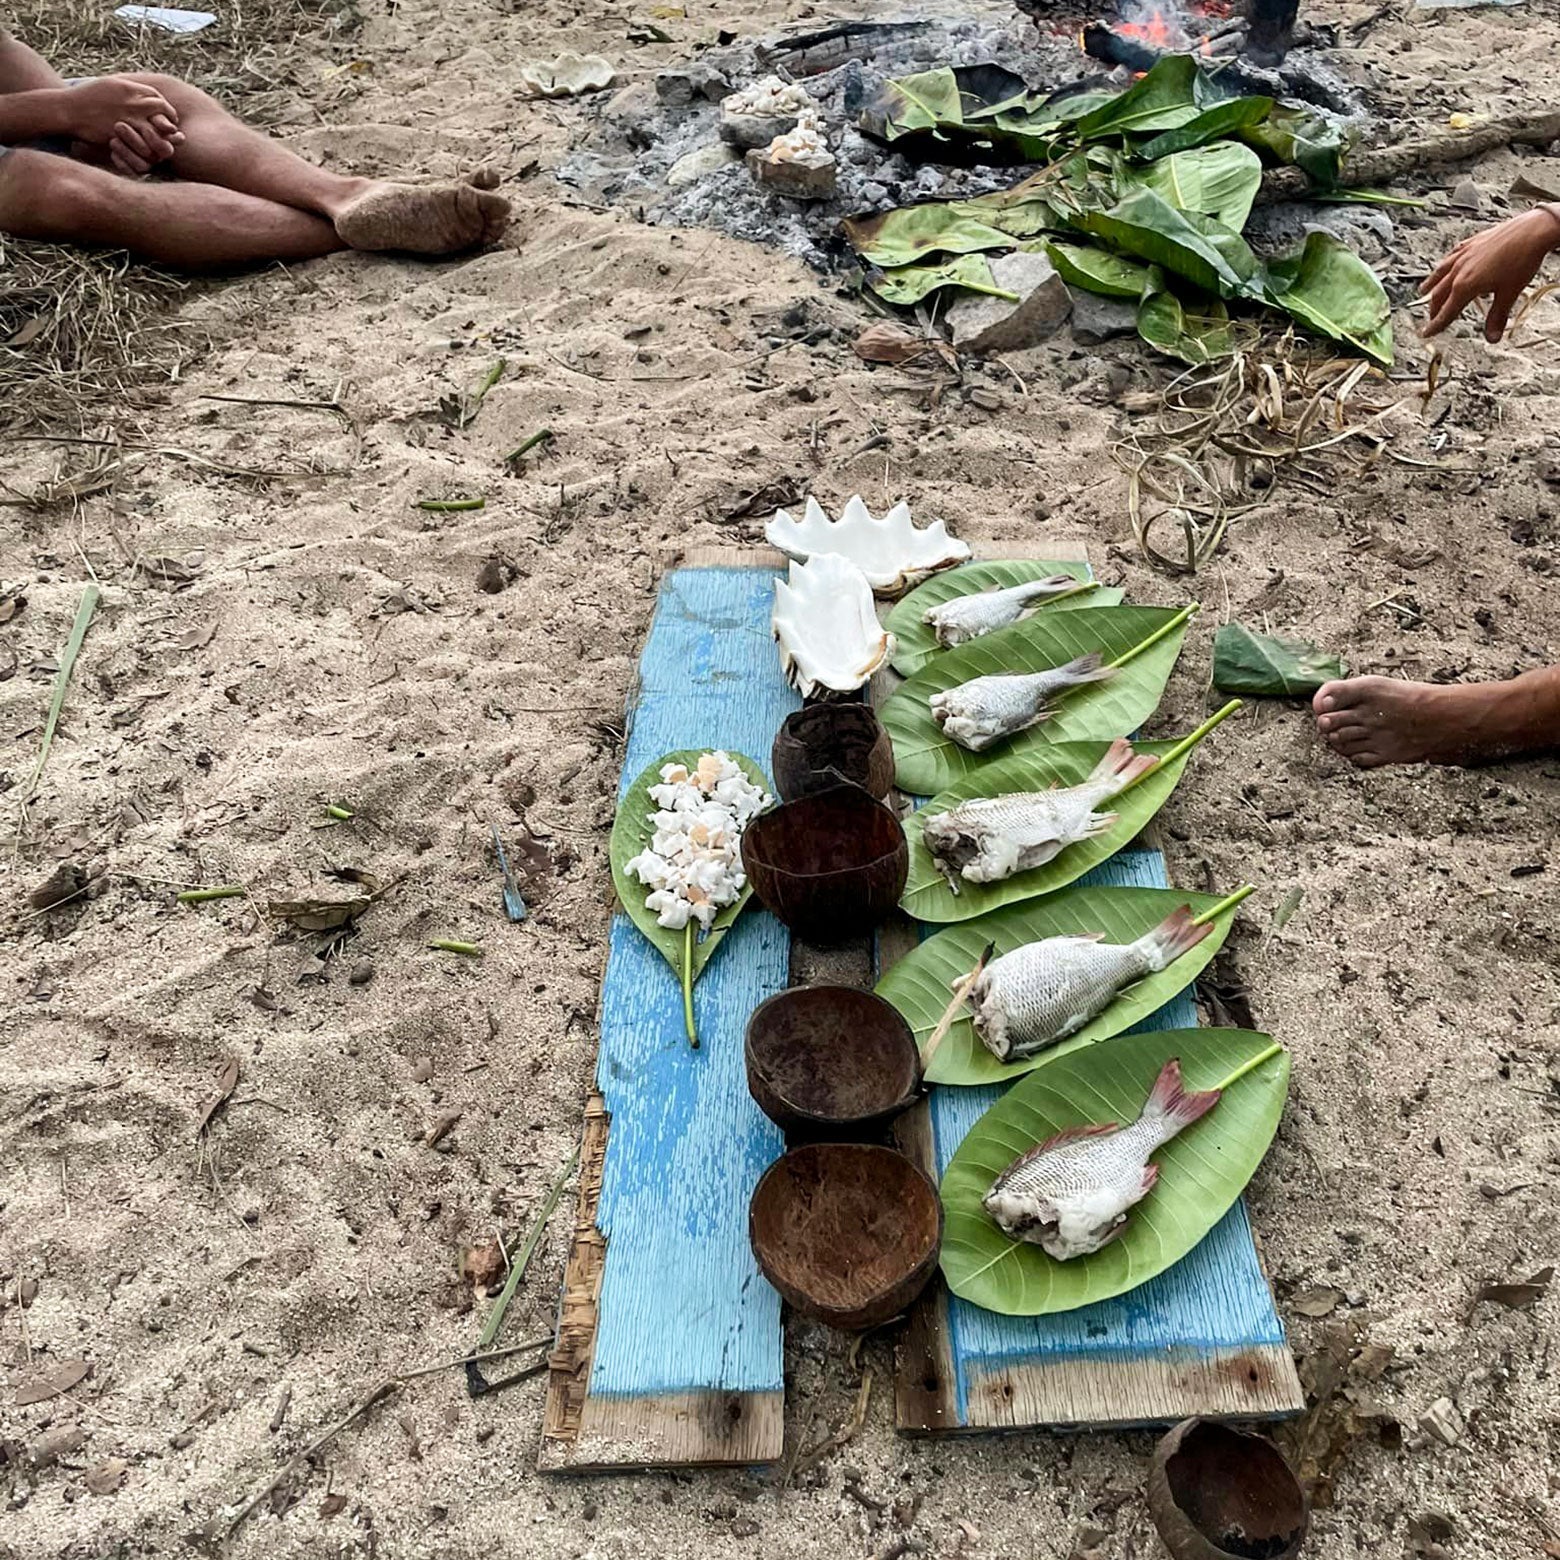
[921,737,1159,892]
[929,653,1115,752]
[923,576,1079,650]
[983,1057,1220,1259]
[966,907,1211,1063]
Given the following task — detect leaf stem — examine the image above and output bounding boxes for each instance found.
[682,922,699,1050]
[1117,697,1243,801]
[1106,601,1198,672]
[1189,882,1256,928]
[1209,1041,1285,1094]
[19,583,99,807]
[504,428,553,466]
[1049,580,1100,606]
[417,496,486,512]
[324,803,355,821]
[430,939,483,956]
[177,885,247,905]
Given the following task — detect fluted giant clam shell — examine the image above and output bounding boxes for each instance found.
[772,553,895,698]
[766,496,971,597]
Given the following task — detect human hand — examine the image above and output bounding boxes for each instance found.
[1420,205,1560,342]
[67,75,184,171]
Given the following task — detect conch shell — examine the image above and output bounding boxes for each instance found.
[772,553,895,698]
[766,496,970,596]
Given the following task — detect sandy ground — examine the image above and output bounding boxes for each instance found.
[4,0,1560,1555]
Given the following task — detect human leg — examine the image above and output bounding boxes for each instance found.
[0,28,66,93]
[122,72,509,254]
[1313,667,1560,768]
[0,147,341,266]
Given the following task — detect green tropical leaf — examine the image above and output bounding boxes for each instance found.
[1212,621,1342,696]
[1044,241,1154,300]
[880,604,1197,797]
[899,712,1237,922]
[1137,285,1235,366]
[1262,231,1394,365]
[870,253,1013,306]
[939,1027,1290,1315]
[885,561,1125,677]
[1131,96,1274,160]
[1073,55,1201,141]
[843,203,1023,269]
[876,883,1251,1085]
[1125,142,1264,233]
[1078,189,1261,300]
[1239,102,1349,186]
[608,749,770,982]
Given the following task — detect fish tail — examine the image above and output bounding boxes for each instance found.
[1142,1057,1221,1137]
[1136,905,1213,972]
[1086,737,1159,794]
[1054,652,1116,687]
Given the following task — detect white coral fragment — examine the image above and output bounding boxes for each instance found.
[772,553,894,698]
[766,495,971,596]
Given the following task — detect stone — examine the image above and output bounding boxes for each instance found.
[720,111,800,151]
[1069,290,1139,344]
[1450,178,1484,211]
[946,252,1072,355]
[666,142,740,189]
[745,148,837,201]
[654,66,731,107]
[1418,1396,1464,1447]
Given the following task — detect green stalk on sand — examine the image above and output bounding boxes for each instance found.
[1189,883,1256,928]
[19,584,99,808]
[417,496,485,512]
[1117,697,1243,801]
[1210,1041,1285,1094]
[430,939,483,956]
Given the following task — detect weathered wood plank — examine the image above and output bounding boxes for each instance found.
[540,562,796,1471]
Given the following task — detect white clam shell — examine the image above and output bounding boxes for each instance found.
[772,553,895,698]
[765,495,971,596]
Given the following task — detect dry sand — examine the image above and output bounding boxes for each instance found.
[4,0,1560,1555]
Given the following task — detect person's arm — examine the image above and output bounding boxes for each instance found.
[0,86,75,142]
[1421,204,1560,342]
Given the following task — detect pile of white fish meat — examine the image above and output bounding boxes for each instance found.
[623,753,771,932]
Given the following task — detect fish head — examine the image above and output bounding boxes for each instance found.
[981,1185,1059,1245]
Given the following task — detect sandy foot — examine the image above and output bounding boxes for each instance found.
[333,180,511,254]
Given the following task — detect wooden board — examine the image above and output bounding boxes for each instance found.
[539,561,796,1471]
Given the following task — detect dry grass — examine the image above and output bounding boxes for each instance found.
[1,0,356,438]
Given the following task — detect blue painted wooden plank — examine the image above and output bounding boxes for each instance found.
[589,565,797,1399]
[925,847,1289,1426]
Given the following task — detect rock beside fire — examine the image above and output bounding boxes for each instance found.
[747,148,838,199]
[1069,290,1139,345]
[947,253,1071,354]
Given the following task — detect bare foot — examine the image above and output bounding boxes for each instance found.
[332,180,510,255]
[1313,672,1560,768]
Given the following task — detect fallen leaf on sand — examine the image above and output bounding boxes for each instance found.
[28,1425,87,1469]
[173,622,218,650]
[14,1358,91,1406]
[85,1457,128,1495]
[194,1058,241,1134]
[28,862,90,911]
[0,590,26,624]
[321,1492,349,1518]
[1291,1286,1345,1318]
[720,478,799,523]
[462,1240,506,1292]
[1471,1265,1553,1314]
[138,552,205,587]
[853,321,926,364]
[270,869,381,932]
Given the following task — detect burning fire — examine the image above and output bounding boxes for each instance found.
[1102,0,1223,55]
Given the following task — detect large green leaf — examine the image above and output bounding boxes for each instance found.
[1044,241,1154,300]
[880,604,1195,797]
[1239,103,1349,187]
[870,253,1013,307]
[899,734,1210,923]
[843,203,1023,268]
[608,749,770,982]
[885,561,1124,678]
[1078,189,1261,300]
[1212,621,1342,696]
[1263,231,1394,366]
[940,1027,1290,1315]
[1125,143,1264,233]
[1072,56,1201,141]
[1137,285,1235,366]
[877,883,1248,1085]
[1131,97,1274,161]
[859,65,1062,164]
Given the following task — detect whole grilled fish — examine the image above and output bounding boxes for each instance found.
[923,576,1078,649]
[921,738,1159,892]
[929,654,1115,752]
[967,907,1211,1062]
[983,1057,1220,1259]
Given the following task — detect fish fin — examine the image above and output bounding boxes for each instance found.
[1140,1162,1160,1194]
[1137,905,1213,972]
[1087,737,1159,792]
[1031,1121,1119,1156]
[1083,810,1119,837]
[1054,652,1116,686]
[1143,1057,1221,1131]
[1038,573,1076,591]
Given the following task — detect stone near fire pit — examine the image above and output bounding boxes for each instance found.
[947,252,1071,355]
[746,147,838,200]
[1069,290,1139,346]
[667,142,741,188]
